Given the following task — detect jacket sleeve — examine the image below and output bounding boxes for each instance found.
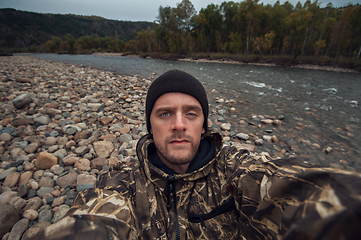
[230,153,361,240]
[30,167,141,240]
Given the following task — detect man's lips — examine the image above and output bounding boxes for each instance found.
[169,139,190,144]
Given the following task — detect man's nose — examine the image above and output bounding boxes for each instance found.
[172,113,186,131]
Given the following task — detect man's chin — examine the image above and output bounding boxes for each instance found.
[166,152,195,165]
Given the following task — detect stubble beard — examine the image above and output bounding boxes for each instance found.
[155,133,200,166]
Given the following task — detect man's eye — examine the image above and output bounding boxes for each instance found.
[187,113,196,117]
[161,112,170,117]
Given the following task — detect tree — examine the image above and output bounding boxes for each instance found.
[264,30,276,54]
[175,0,196,53]
[155,6,177,52]
[220,1,240,52]
[65,33,76,53]
[45,36,63,53]
[347,5,361,58]
[136,28,157,52]
[197,4,222,53]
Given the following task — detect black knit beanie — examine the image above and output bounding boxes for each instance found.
[146,70,208,134]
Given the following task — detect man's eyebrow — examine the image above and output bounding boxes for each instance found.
[153,105,202,113]
[183,104,202,112]
[153,106,174,113]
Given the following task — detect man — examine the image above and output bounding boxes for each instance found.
[34,70,361,239]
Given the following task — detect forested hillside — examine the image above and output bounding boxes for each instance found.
[0,8,152,48]
[143,0,360,59]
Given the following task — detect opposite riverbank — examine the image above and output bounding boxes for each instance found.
[92,52,361,74]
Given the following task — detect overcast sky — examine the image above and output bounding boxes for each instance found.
[0,0,359,22]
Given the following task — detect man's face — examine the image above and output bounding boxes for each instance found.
[150,92,205,173]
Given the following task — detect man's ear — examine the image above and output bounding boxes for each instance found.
[201,127,205,134]
[150,128,153,134]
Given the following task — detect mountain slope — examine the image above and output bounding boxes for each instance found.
[0,8,153,48]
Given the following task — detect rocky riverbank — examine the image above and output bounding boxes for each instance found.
[0,55,359,239]
[179,57,360,74]
[91,52,360,74]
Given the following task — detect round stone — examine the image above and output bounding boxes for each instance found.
[23,209,39,220]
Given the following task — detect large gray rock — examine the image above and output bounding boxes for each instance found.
[7,218,28,240]
[0,191,18,205]
[0,204,19,238]
[21,221,51,240]
[12,94,32,109]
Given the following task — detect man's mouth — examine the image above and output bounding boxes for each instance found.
[170,139,190,144]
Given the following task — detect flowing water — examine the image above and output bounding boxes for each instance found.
[28,54,361,171]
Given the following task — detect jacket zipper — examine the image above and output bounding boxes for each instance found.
[168,175,180,240]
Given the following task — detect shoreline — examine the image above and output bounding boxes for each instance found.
[90,52,360,74]
[179,58,360,74]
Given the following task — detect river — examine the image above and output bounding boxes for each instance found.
[28,53,361,172]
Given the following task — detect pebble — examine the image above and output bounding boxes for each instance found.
[24,142,39,154]
[236,133,249,141]
[38,206,52,222]
[340,159,348,165]
[325,146,332,153]
[118,134,133,143]
[76,174,97,192]
[30,181,39,189]
[0,167,17,181]
[220,123,231,131]
[44,137,58,146]
[0,133,13,141]
[255,138,264,145]
[52,196,66,207]
[94,141,114,158]
[91,157,108,170]
[261,119,273,124]
[262,135,273,142]
[18,184,29,198]
[3,172,20,188]
[35,152,58,169]
[74,158,91,171]
[56,172,78,188]
[271,135,279,142]
[12,93,32,109]
[23,209,39,220]
[63,156,79,165]
[37,187,54,198]
[39,177,54,188]
[120,126,131,134]
[34,116,51,125]
[50,165,64,175]
[10,196,27,212]
[52,205,70,223]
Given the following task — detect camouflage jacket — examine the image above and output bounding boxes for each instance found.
[33,132,361,240]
